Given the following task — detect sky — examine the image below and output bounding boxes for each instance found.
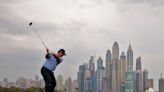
[0,0,164,90]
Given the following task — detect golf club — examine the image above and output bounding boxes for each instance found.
[27,22,48,50]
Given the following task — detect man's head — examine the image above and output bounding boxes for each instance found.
[56,49,66,58]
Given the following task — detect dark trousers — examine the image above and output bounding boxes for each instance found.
[41,67,56,92]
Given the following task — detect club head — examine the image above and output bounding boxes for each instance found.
[29,22,32,26]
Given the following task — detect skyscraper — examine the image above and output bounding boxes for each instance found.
[105,49,112,91]
[125,44,134,92]
[136,57,142,71]
[159,75,164,92]
[127,44,133,72]
[125,72,134,92]
[56,75,64,91]
[120,52,126,92]
[2,78,9,88]
[83,63,90,92]
[66,77,72,92]
[112,41,120,92]
[143,69,148,92]
[16,77,26,89]
[83,56,97,92]
[102,77,108,92]
[145,79,154,89]
[120,52,126,83]
[72,80,78,92]
[89,56,95,77]
[78,65,85,92]
[135,57,143,92]
[136,70,143,92]
[97,57,103,92]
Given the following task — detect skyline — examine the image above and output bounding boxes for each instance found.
[0,0,164,91]
[0,41,163,90]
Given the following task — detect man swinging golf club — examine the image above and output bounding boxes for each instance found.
[27,22,66,92]
[41,48,66,92]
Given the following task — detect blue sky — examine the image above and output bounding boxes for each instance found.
[0,0,164,90]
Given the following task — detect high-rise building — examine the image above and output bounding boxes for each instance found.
[125,71,134,92]
[143,69,148,92]
[16,77,26,89]
[145,79,154,89]
[85,78,92,92]
[26,79,35,88]
[56,75,64,91]
[89,56,95,77]
[135,57,143,92]
[136,70,143,92]
[136,57,142,71]
[102,77,108,92]
[85,76,97,92]
[127,44,133,72]
[92,76,97,92]
[133,72,137,92]
[105,49,112,92]
[83,56,97,92]
[78,65,85,92]
[120,52,126,83]
[35,75,40,88]
[120,52,126,92]
[112,41,120,92]
[84,63,90,92]
[66,77,72,92]
[2,78,9,88]
[97,57,103,92]
[72,80,78,92]
[159,75,164,92]
[40,79,45,88]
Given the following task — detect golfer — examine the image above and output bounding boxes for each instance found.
[41,48,66,92]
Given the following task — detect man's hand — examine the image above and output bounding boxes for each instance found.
[45,48,50,59]
[46,48,49,54]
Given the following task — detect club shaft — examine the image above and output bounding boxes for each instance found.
[29,27,48,49]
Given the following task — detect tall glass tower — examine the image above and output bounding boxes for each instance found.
[127,44,133,72]
[112,41,120,92]
[106,49,112,91]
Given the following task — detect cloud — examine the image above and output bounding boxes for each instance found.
[109,0,164,5]
[0,0,25,4]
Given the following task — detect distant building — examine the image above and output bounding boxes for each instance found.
[136,57,142,71]
[72,80,78,92]
[145,79,154,89]
[159,76,164,92]
[2,78,9,88]
[78,65,85,92]
[112,41,120,92]
[127,44,133,72]
[26,79,35,88]
[89,56,95,77]
[120,52,126,92]
[40,79,45,88]
[35,75,40,88]
[56,75,64,91]
[136,70,143,92]
[16,77,26,89]
[143,69,149,92]
[66,77,72,92]
[125,71,134,92]
[92,76,97,92]
[97,57,104,92]
[102,77,108,92]
[105,49,112,91]
[135,57,143,92]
